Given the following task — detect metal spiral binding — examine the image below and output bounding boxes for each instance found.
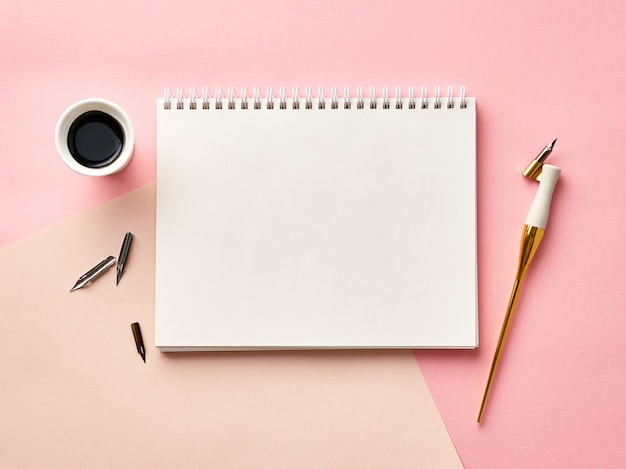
[163,88,172,109]
[215,87,223,110]
[267,87,274,110]
[382,87,390,110]
[189,87,197,109]
[356,87,364,109]
[241,87,249,109]
[434,86,442,109]
[330,87,338,110]
[318,87,325,109]
[253,87,262,110]
[395,86,402,109]
[408,86,416,109]
[292,87,300,109]
[202,87,210,109]
[176,88,184,109]
[227,87,236,110]
[162,86,468,110]
[420,86,428,109]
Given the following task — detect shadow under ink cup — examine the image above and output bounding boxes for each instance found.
[55,98,134,176]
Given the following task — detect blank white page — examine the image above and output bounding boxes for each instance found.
[155,93,477,350]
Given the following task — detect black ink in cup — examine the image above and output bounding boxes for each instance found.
[67,111,125,168]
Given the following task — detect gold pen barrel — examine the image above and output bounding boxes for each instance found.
[477,225,544,422]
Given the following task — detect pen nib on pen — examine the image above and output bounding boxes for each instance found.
[523,139,558,181]
[547,138,557,152]
[537,138,557,163]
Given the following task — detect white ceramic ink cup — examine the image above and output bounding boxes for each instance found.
[55,98,134,176]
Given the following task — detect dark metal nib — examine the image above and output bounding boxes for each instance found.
[116,265,123,285]
[131,322,146,363]
[116,232,134,286]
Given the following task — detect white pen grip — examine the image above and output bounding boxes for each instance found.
[525,164,561,229]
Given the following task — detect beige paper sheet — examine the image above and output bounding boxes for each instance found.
[0,183,462,468]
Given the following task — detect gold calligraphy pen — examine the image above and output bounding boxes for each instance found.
[477,139,561,423]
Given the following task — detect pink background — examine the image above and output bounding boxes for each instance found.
[2,0,626,467]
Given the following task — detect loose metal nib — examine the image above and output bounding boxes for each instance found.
[131,322,146,363]
[116,232,134,285]
[70,256,116,292]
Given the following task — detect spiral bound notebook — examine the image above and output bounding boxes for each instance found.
[155,86,477,351]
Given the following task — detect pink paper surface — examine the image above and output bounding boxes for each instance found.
[0,185,462,468]
[2,0,626,467]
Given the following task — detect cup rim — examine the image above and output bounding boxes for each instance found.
[55,98,134,177]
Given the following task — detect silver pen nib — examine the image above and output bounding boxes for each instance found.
[523,139,558,181]
[69,256,116,292]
